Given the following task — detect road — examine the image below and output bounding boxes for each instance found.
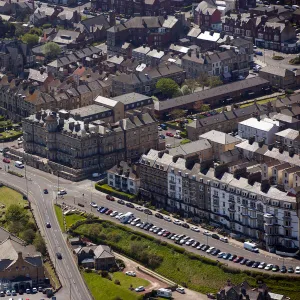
[0,160,91,300]
[0,153,299,300]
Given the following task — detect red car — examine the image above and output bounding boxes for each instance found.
[233,256,244,263]
[3,158,10,163]
[165,132,172,136]
[106,195,115,201]
[105,209,113,215]
[162,231,170,237]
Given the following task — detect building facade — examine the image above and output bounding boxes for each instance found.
[140,149,299,252]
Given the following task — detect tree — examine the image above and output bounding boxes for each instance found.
[21,33,39,47]
[197,73,209,90]
[33,233,47,255]
[43,42,61,59]
[181,85,191,95]
[208,76,223,88]
[156,78,179,98]
[29,27,42,36]
[184,79,198,93]
[6,204,29,225]
[169,109,185,120]
[21,229,36,244]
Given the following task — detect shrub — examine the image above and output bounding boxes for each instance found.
[85,268,92,273]
[272,56,284,60]
[114,279,120,285]
[101,270,109,278]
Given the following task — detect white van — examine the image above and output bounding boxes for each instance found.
[292,4,299,10]
[244,241,259,253]
[15,161,24,168]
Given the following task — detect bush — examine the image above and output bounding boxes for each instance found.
[85,268,92,273]
[114,279,120,285]
[95,183,136,201]
[272,56,284,60]
[101,270,109,278]
[42,23,52,29]
[285,89,294,95]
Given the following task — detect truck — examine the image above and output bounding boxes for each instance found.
[156,288,172,298]
[119,212,134,224]
[244,241,259,253]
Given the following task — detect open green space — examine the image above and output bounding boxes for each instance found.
[54,205,65,232]
[0,130,22,141]
[71,220,300,299]
[83,271,147,300]
[0,185,28,209]
[65,213,85,229]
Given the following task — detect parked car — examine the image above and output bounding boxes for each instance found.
[272,265,279,272]
[295,266,300,274]
[176,287,185,294]
[110,211,118,217]
[117,199,125,205]
[105,209,113,215]
[211,234,220,240]
[233,256,243,263]
[135,206,144,211]
[57,189,67,195]
[223,253,231,260]
[106,195,115,201]
[173,219,182,225]
[155,213,163,219]
[126,202,135,208]
[264,264,273,271]
[203,230,211,236]
[258,262,266,269]
[191,226,200,232]
[143,209,152,215]
[182,223,190,229]
[126,271,136,277]
[228,254,237,261]
[288,266,294,273]
[163,216,171,222]
[280,266,287,273]
[252,261,260,268]
[90,202,98,208]
[240,258,249,265]
[246,260,255,267]
[220,237,228,243]
[255,50,263,56]
[135,286,145,292]
[2,158,10,163]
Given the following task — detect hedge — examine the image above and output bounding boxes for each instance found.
[95,183,136,201]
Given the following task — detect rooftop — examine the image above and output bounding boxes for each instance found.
[239,117,277,131]
[199,130,240,144]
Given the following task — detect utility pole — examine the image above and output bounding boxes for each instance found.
[24,161,29,200]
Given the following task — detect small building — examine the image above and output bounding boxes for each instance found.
[275,128,300,154]
[199,130,241,159]
[107,161,140,195]
[75,245,116,270]
[238,117,279,144]
[258,67,296,89]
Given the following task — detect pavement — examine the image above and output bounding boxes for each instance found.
[1,151,300,300]
[1,292,46,300]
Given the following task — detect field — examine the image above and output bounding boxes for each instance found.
[72,220,300,300]
[83,271,149,300]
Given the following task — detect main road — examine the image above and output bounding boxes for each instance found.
[0,155,299,300]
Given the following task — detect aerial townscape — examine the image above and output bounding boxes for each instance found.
[3,0,300,299]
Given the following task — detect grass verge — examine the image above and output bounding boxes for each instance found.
[54,205,65,232]
[82,271,147,300]
[71,220,300,299]
[95,183,136,200]
[44,261,61,290]
[65,213,85,229]
[180,139,191,145]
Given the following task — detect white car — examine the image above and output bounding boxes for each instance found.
[191,226,200,232]
[6,290,11,295]
[185,239,194,246]
[136,222,144,227]
[163,216,172,222]
[258,262,266,269]
[158,229,166,236]
[220,237,228,243]
[176,287,185,294]
[206,247,215,254]
[57,189,67,195]
[90,202,98,208]
[110,211,118,217]
[166,144,172,148]
[264,264,273,270]
[32,287,37,293]
[296,266,300,274]
[131,218,141,226]
[203,230,212,236]
[135,206,144,211]
[173,219,182,225]
[150,226,157,232]
[115,213,123,219]
[125,271,136,277]
[135,286,145,292]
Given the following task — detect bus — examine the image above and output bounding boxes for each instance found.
[15,161,24,168]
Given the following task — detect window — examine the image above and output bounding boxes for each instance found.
[130,181,134,186]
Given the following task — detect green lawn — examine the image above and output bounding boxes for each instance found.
[95,183,135,200]
[0,130,22,140]
[180,139,191,145]
[54,205,65,232]
[73,221,300,299]
[83,271,148,300]
[240,97,278,108]
[65,213,85,229]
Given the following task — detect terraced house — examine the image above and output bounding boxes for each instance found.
[140,149,299,255]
